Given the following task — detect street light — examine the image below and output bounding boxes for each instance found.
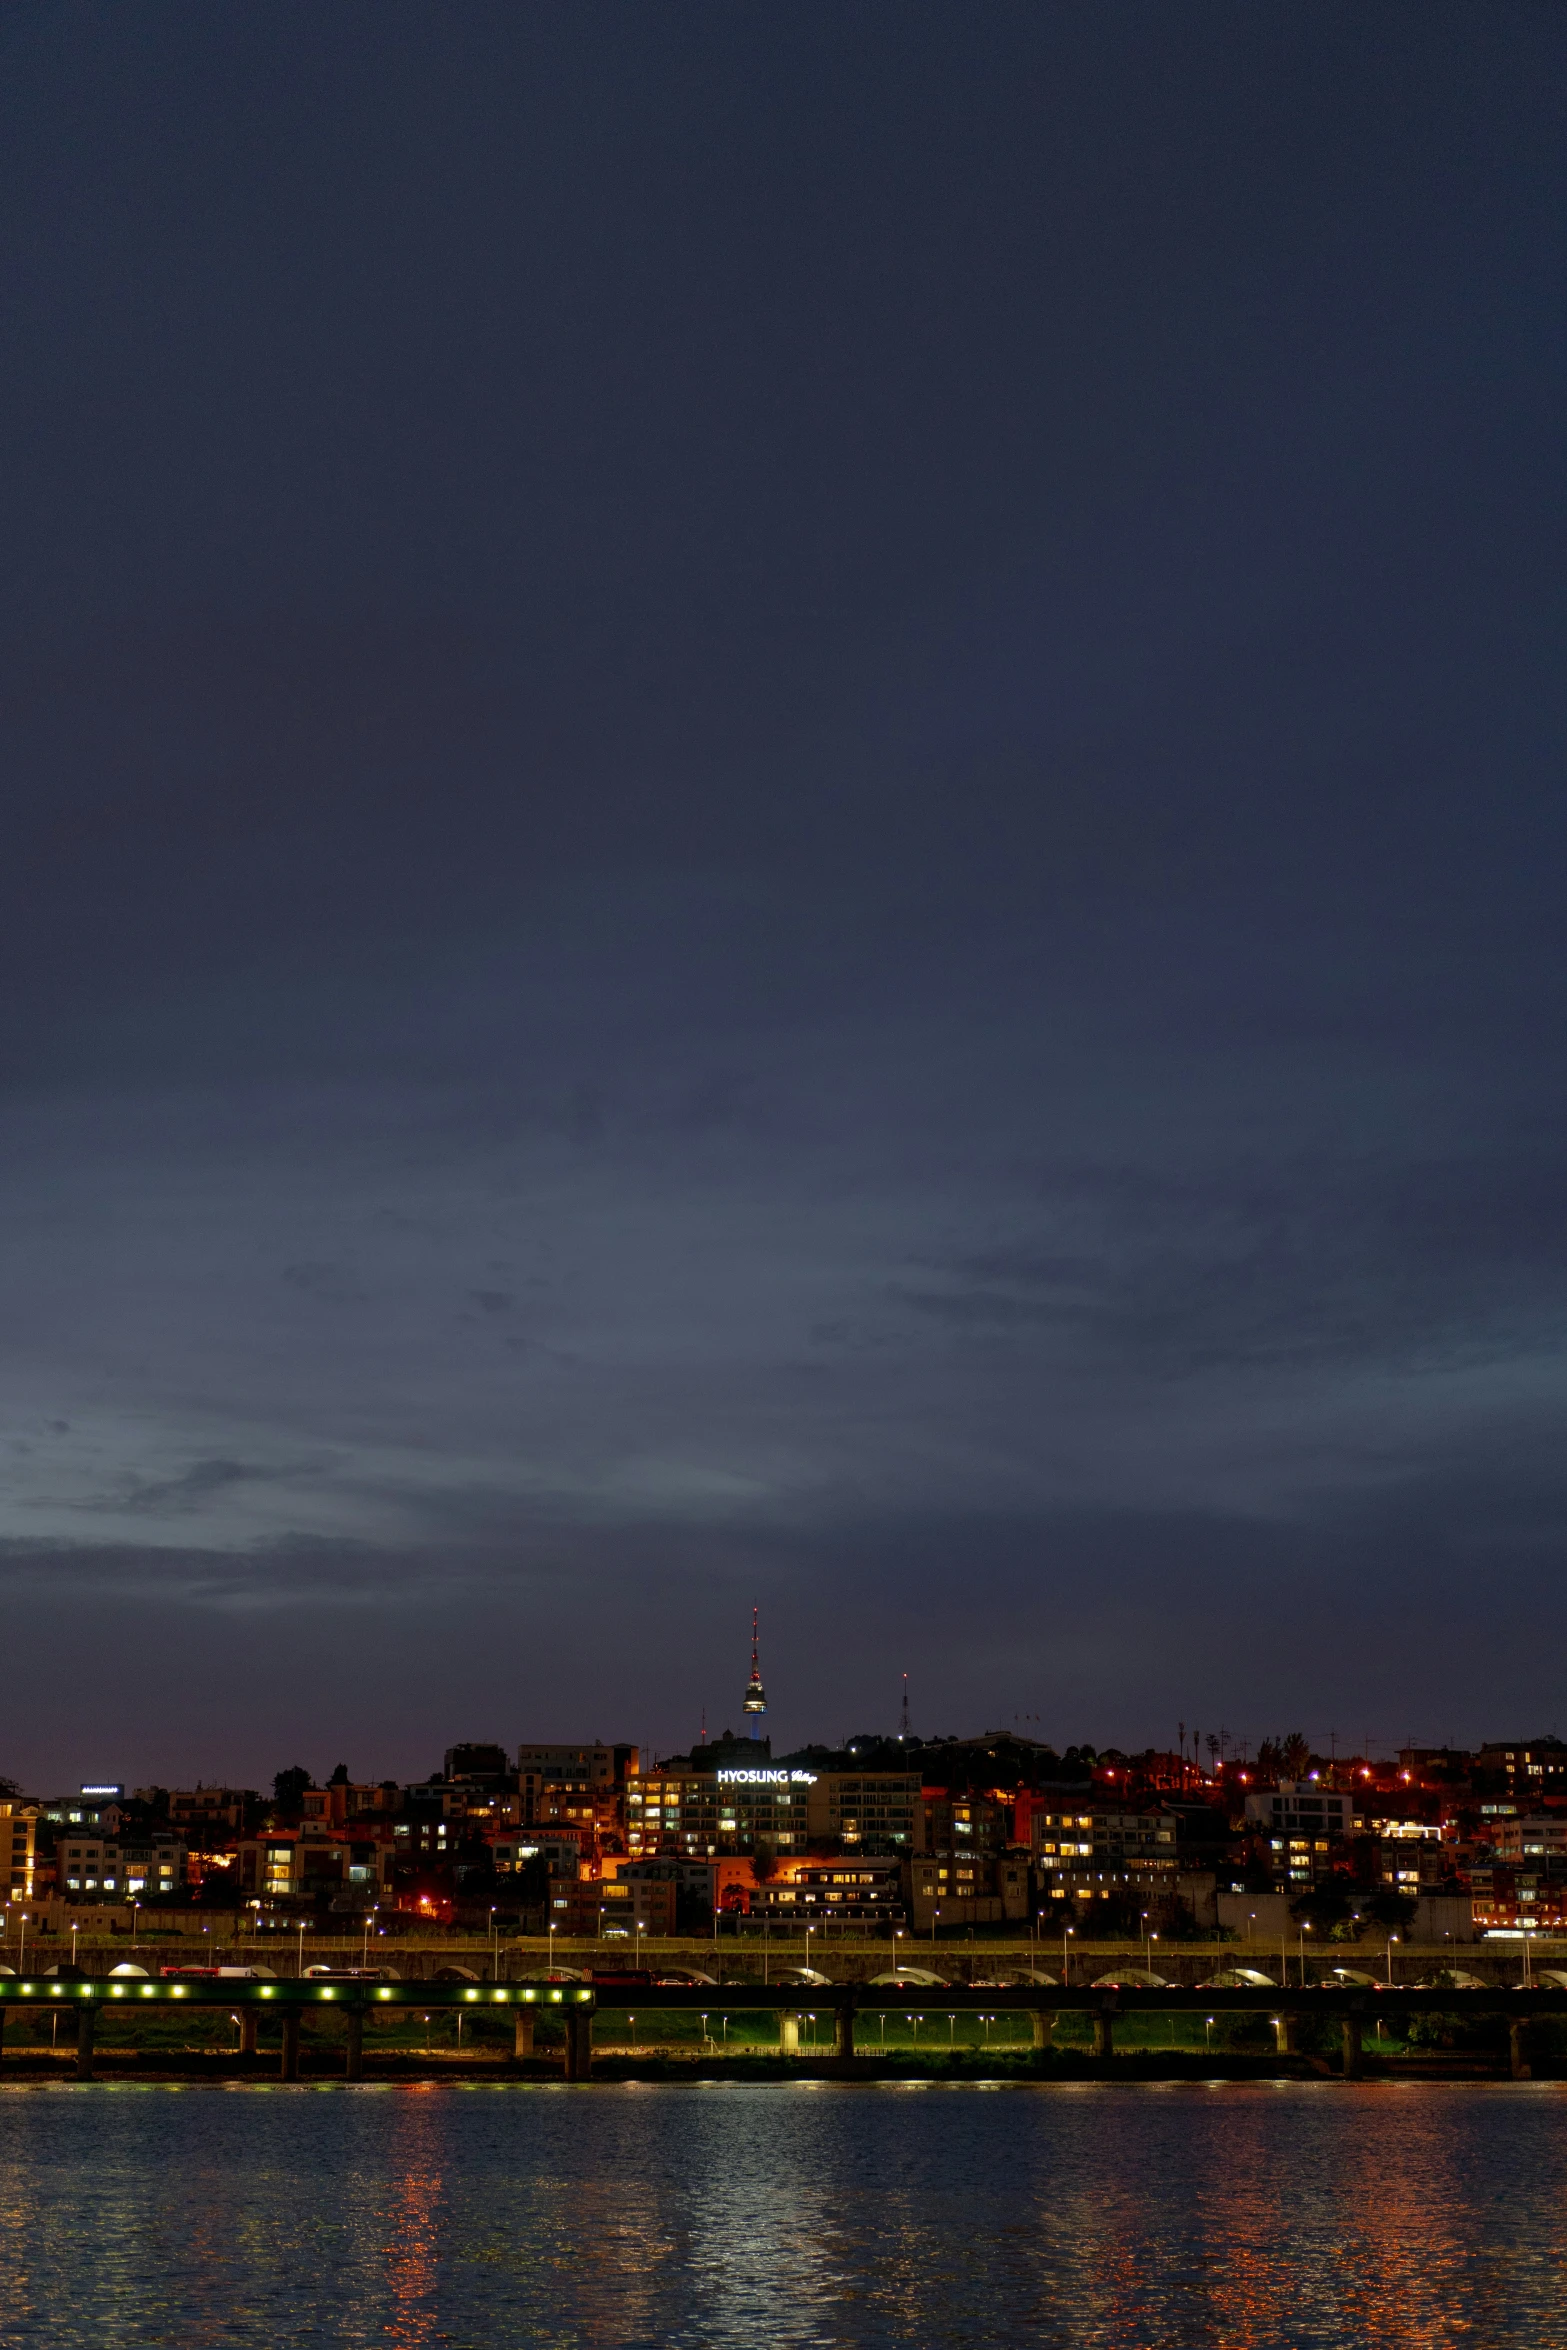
[1063,1923,1074,1984]
[1385,1933,1398,1988]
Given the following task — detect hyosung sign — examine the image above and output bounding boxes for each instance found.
[715,1768,817,1787]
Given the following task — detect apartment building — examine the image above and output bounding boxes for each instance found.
[909,1850,1030,1930]
[237,1826,395,1906]
[516,1745,639,1827]
[56,1834,186,1900]
[1242,1784,1352,1887]
[164,1787,251,1832]
[628,1765,918,1860]
[545,1874,675,1938]
[0,1802,41,1901]
[1476,1742,1567,1802]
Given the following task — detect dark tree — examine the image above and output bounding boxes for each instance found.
[272,1765,313,1818]
[1291,1882,1353,1934]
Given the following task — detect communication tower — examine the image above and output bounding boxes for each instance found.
[743,1605,767,1739]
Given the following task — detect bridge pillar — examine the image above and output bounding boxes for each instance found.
[779,2013,801,2056]
[514,2010,535,2060]
[75,2004,96,2082]
[832,2000,854,2064]
[281,2013,301,2082]
[1510,2019,1532,2081]
[1341,2014,1363,2080]
[1093,2008,1114,2060]
[238,2009,258,2057]
[1029,2010,1054,2054]
[0,2006,6,2064]
[1274,2015,1297,2056]
[563,2009,592,2081]
[344,2007,364,2082]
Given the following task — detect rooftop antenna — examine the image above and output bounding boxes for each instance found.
[700,1707,707,1746]
[899,1672,910,1742]
[743,1605,767,1740]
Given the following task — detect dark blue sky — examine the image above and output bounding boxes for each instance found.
[3,4,1565,1787]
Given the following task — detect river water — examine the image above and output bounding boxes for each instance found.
[1,2079,1565,2346]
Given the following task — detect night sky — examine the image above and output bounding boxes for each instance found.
[4,6,1565,1788]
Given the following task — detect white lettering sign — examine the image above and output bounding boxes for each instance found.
[715,1768,818,1787]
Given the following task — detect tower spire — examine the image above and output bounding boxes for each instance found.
[899,1671,910,1741]
[743,1603,767,1737]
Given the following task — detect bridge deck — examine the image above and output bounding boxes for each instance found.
[2,1978,1565,2014]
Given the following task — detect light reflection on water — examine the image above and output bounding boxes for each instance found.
[1,2080,1565,2347]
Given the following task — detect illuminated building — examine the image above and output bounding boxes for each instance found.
[629,1763,816,1856]
[628,1753,920,1860]
[910,1851,1030,1930]
[516,1745,638,1828]
[236,1826,396,1907]
[1476,1740,1567,1801]
[1471,1859,1567,1934]
[753,1858,905,1925]
[1242,1784,1351,1886]
[1029,1805,1178,1872]
[0,1801,41,1902]
[547,1874,676,1938]
[818,1773,919,1849]
[57,1833,186,1901]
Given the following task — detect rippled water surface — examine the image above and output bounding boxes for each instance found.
[3,2080,1567,2346]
